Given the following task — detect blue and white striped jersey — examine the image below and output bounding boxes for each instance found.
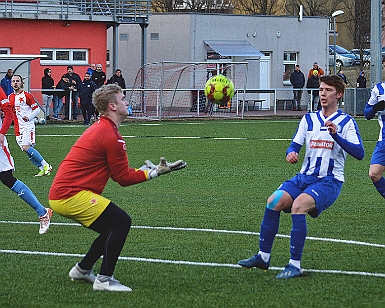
[291,110,363,182]
[366,82,385,141]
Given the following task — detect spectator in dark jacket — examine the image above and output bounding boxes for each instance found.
[62,65,82,120]
[91,64,106,119]
[107,69,127,94]
[356,71,367,88]
[306,70,320,111]
[77,72,97,125]
[1,69,13,96]
[289,65,305,111]
[41,68,55,120]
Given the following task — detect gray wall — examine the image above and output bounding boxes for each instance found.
[107,13,329,94]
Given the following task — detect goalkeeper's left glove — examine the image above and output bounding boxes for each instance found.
[373,100,385,112]
[140,157,187,179]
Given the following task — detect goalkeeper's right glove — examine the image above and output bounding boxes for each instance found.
[373,100,385,112]
[140,157,187,179]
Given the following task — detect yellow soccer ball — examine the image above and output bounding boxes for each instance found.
[204,75,235,105]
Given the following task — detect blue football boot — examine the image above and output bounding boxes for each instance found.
[238,254,269,270]
[276,263,303,279]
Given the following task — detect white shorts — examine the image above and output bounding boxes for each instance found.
[16,127,36,149]
[0,136,15,172]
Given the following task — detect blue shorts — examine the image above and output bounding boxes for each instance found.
[370,140,385,165]
[279,173,343,218]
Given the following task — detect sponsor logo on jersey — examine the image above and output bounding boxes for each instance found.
[310,139,334,150]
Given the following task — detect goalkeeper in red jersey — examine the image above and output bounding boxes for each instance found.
[49,83,186,292]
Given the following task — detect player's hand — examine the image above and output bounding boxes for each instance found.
[22,116,29,122]
[325,120,337,134]
[141,157,187,179]
[286,151,298,164]
[0,133,4,148]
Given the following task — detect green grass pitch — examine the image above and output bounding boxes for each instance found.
[1,118,384,307]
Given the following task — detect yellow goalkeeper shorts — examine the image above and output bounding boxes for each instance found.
[49,191,110,227]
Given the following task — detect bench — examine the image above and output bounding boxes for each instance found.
[239,99,265,111]
[276,99,293,110]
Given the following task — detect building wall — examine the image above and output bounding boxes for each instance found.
[0,19,107,96]
[108,13,329,92]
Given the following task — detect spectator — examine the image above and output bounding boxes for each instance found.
[41,68,55,120]
[91,64,106,119]
[62,66,82,120]
[308,62,325,79]
[77,72,97,125]
[357,71,367,88]
[107,69,126,94]
[9,74,52,177]
[289,65,305,111]
[337,70,348,85]
[86,63,96,77]
[91,64,106,88]
[52,76,69,120]
[1,68,13,96]
[306,70,320,111]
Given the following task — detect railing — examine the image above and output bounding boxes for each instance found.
[0,0,151,23]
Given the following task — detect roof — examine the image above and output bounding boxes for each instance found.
[204,40,263,58]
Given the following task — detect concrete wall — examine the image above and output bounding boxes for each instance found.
[108,13,330,94]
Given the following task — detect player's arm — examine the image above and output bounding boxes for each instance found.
[325,120,364,160]
[26,94,41,121]
[364,87,385,120]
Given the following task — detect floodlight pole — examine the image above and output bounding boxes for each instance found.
[332,10,344,74]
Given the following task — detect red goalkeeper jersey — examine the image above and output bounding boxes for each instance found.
[49,116,148,200]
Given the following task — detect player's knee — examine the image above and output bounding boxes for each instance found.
[369,170,382,183]
[267,190,284,210]
[0,170,17,189]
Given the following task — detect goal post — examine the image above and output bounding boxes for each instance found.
[128,61,248,119]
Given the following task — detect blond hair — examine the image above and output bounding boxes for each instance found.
[92,83,122,114]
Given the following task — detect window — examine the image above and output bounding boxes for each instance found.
[150,33,159,40]
[283,52,297,85]
[40,49,88,64]
[0,48,10,55]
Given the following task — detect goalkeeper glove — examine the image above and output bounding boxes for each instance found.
[140,157,187,179]
[373,100,385,112]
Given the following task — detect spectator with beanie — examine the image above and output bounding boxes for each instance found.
[308,62,325,79]
[357,71,367,88]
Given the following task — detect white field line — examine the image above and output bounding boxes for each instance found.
[1,249,385,278]
[1,220,385,248]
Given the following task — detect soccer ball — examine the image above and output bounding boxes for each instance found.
[38,118,46,125]
[204,75,235,105]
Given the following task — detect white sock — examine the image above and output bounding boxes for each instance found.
[258,251,270,262]
[289,259,301,269]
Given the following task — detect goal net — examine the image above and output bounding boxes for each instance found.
[128,61,248,119]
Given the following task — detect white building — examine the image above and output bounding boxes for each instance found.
[107,13,329,109]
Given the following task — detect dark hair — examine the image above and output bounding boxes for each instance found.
[67,65,73,70]
[44,68,51,75]
[320,75,345,94]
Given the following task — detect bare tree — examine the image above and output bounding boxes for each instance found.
[151,0,234,13]
[285,0,346,17]
[232,0,281,15]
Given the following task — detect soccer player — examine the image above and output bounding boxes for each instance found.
[0,87,52,234]
[48,83,186,292]
[9,75,52,177]
[238,75,364,279]
[364,81,385,198]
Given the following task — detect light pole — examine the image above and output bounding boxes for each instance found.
[332,10,344,74]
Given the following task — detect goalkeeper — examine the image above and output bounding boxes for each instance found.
[48,83,186,292]
[364,82,385,198]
